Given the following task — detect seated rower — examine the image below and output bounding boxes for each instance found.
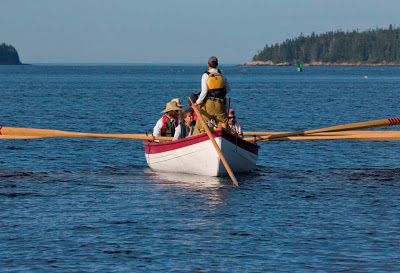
[153,101,182,138]
[228,109,243,138]
[173,109,195,140]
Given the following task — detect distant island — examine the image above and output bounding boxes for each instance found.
[243,25,400,66]
[0,43,22,65]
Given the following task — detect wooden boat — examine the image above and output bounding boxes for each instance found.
[144,130,259,176]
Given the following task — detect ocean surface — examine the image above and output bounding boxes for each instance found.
[1,64,400,272]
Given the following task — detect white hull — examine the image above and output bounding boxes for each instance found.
[144,131,258,176]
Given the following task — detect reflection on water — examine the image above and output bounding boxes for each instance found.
[144,169,224,188]
[144,169,230,205]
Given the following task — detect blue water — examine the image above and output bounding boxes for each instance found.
[1,64,400,272]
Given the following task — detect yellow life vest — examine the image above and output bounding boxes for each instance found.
[206,69,226,99]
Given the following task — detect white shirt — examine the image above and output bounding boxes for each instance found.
[173,123,194,140]
[196,68,231,105]
[229,122,243,135]
[152,117,164,137]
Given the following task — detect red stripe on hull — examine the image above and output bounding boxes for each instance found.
[144,130,259,155]
[219,130,259,155]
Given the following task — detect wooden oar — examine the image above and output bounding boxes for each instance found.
[243,131,400,141]
[244,131,287,136]
[0,126,173,141]
[244,117,400,141]
[245,130,400,137]
[244,130,400,138]
[259,131,400,141]
[189,98,239,187]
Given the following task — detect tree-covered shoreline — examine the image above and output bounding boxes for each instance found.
[0,43,22,65]
[247,25,400,66]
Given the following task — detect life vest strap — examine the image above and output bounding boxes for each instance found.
[161,115,178,137]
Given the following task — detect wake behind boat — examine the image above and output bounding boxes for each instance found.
[144,130,259,176]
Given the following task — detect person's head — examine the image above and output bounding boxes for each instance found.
[162,101,182,118]
[208,56,218,69]
[228,109,236,125]
[181,109,193,125]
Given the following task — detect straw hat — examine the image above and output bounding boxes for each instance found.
[170,98,184,107]
[161,101,182,113]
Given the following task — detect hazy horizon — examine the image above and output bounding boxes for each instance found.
[1,0,399,64]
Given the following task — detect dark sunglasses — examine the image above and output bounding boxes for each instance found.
[228,116,235,120]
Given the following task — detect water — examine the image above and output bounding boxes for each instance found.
[1,64,400,272]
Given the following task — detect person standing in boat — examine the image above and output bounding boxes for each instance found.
[152,101,182,137]
[192,56,230,135]
[228,109,243,138]
[173,109,195,140]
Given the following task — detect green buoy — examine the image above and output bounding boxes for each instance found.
[297,62,303,72]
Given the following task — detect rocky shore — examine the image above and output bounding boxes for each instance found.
[241,61,400,66]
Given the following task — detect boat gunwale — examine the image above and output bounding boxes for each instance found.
[144,130,259,155]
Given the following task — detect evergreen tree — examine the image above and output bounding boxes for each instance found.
[253,26,400,65]
[0,43,22,65]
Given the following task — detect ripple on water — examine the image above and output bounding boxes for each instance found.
[1,65,400,272]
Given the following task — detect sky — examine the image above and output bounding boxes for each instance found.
[1,0,399,64]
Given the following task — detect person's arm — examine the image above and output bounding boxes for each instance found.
[236,123,243,138]
[196,73,209,105]
[152,118,163,137]
[173,124,182,141]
